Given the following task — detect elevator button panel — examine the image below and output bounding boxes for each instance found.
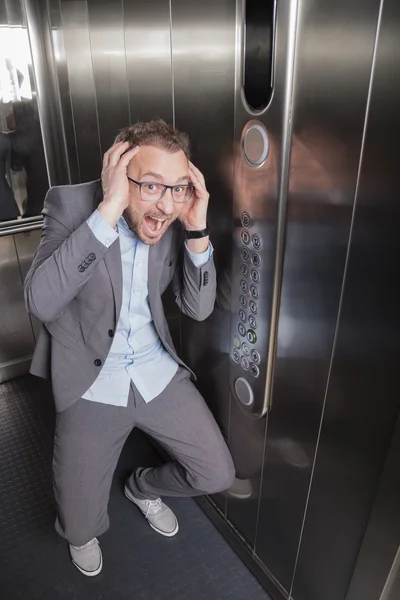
[231,209,265,409]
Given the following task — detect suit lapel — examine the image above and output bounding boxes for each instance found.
[104,239,123,322]
[93,180,123,321]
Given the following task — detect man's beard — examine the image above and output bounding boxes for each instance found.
[123,206,175,245]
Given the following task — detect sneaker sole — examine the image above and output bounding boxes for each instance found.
[72,552,103,577]
[124,488,179,538]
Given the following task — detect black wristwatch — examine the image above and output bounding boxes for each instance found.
[185,226,210,239]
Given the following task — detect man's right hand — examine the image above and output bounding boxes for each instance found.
[98,141,140,228]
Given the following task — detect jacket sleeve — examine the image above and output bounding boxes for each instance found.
[24,186,113,323]
[170,229,216,321]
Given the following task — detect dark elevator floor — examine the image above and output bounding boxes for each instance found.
[0,375,270,600]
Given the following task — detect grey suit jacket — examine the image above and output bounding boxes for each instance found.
[24,179,216,412]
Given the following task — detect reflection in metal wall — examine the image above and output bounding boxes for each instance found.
[0,0,48,221]
[0,1,398,599]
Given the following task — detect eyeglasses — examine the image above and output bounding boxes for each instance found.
[127,177,194,203]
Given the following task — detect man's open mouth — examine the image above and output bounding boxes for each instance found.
[143,215,168,236]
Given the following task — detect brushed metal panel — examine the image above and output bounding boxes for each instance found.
[123,0,173,123]
[48,0,80,183]
[227,0,298,560]
[291,1,400,598]
[14,229,42,340]
[170,0,236,515]
[87,0,130,152]
[59,0,102,182]
[0,235,34,369]
[254,0,382,596]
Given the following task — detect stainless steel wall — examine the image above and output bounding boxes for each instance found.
[1,1,398,599]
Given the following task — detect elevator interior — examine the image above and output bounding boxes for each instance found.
[0,1,399,599]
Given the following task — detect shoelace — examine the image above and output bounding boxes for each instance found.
[144,498,162,518]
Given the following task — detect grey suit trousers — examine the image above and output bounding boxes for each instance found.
[53,367,235,546]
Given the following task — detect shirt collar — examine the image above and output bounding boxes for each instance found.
[118,215,134,236]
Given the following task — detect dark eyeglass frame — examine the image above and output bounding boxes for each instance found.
[127,177,194,203]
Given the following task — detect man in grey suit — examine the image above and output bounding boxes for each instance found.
[24,118,235,576]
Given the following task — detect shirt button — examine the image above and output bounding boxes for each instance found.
[94,359,102,367]
[105,238,110,245]
[108,329,114,337]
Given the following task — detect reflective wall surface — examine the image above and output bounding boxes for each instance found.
[0,0,48,223]
[0,1,399,598]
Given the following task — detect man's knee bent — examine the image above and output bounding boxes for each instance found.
[190,451,236,495]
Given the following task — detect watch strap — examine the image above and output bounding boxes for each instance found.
[185,226,210,239]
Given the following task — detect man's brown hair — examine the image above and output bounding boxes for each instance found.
[115,118,191,159]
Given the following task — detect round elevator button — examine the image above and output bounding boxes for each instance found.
[250,285,259,299]
[241,212,251,228]
[239,309,247,323]
[232,349,240,363]
[241,230,250,245]
[248,315,257,329]
[251,269,260,283]
[234,377,254,406]
[241,248,250,261]
[238,323,246,337]
[240,279,248,293]
[247,329,257,344]
[240,264,249,277]
[240,295,248,308]
[242,343,250,356]
[249,300,258,314]
[241,356,250,370]
[252,234,261,250]
[243,124,270,167]
[251,350,261,364]
[234,336,241,349]
[250,364,260,378]
[251,252,261,267]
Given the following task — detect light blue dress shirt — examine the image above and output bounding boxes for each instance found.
[82,210,212,407]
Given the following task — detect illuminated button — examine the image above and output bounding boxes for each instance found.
[252,234,261,250]
[249,300,258,314]
[240,295,248,307]
[232,349,240,363]
[250,364,260,378]
[241,248,250,262]
[240,279,248,293]
[241,356,250,370]
[239,309,247,323]
[251,269,260,283]
[233,336,241,349]
[242,343,250,356]
[248,315,257,329]
[240,264,249,277]
[247,329,257,344]
[250,285,259,299]
[241,230,250,245]
[251,350,261,364]
[238,323,246,337]
[251,252,261,267]
[241,212,251,228]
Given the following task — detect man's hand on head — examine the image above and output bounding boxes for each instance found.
[98,142,140,229]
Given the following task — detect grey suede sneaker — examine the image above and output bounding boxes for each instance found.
[124,485,179,537]
[69,538,102,576]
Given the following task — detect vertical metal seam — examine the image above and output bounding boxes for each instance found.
[59,0,81,183]
[168,0,176,128]
[21,0,54,186]
[121,0,132,126]
[288,2,386,597]
[44,0,71,184]
[253,0,301,557]
[86,0,104,161]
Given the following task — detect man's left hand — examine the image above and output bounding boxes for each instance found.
[180,162,209,231]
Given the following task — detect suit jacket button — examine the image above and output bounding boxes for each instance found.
[108,329,114,337]
[94,359,102,367]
